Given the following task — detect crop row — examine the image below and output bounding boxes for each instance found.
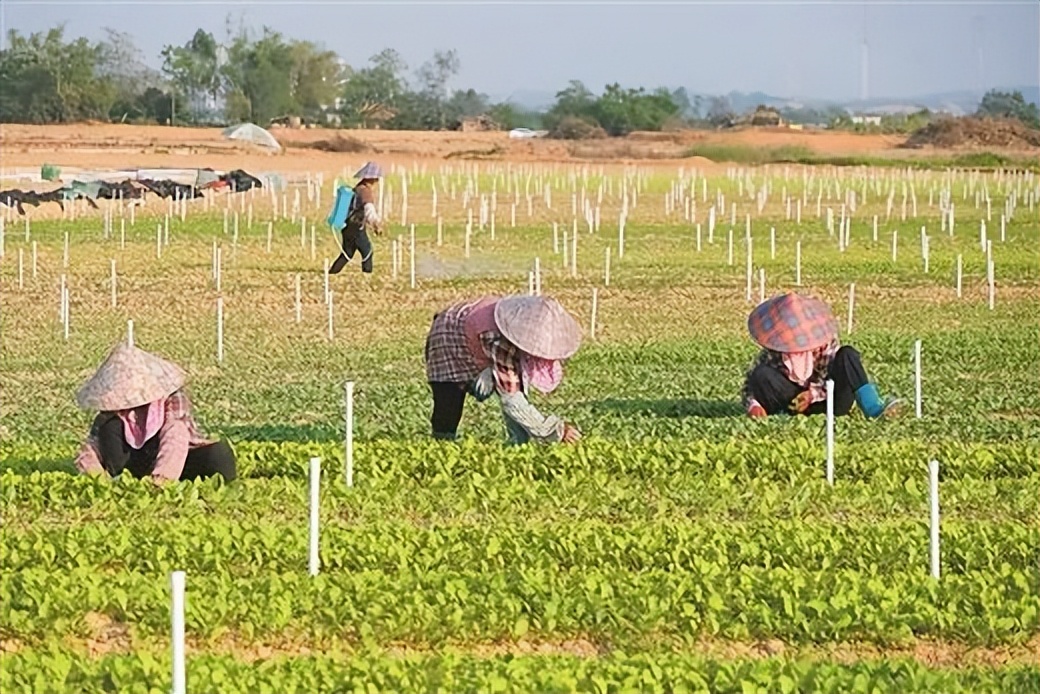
[3,518,1035,577]
[3,648,1038,694]
[3,436,1037,483]
[4,566,1035,646]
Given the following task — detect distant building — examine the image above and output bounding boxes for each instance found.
[850,114,882,126]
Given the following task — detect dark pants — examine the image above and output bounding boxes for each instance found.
[95,414,237,482]
[429,382,468,439]
[329,227,373,274]
[746,346,868,416]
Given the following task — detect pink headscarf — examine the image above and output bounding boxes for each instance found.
[116,399,166,449]
[520,353,563,394]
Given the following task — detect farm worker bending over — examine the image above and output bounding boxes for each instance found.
[329,161,384,275]
[424,295,583,445]
[73,340,237,483]
[741,292,902,419]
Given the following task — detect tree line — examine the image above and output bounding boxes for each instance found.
[1,24,1037,135]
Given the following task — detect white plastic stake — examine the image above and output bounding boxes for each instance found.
[825,379,835,485]
[170,571,186,694]
[891,230,898,262]
[345,381,354,487]
[769,227,775,259]
[727,229,733,266]
[929,459,940,579]
[795,241,802,286]
[327,291,334,340]
[308,457,321,576]
[216,298,224,364]
[409,225,416,289]
[590,288,598,340]
[914,339,922,418]
[534,256,542,295]
[127,320,135,348]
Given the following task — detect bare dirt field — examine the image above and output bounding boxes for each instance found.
[0,122,948,178]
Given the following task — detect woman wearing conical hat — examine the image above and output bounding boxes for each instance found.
[73,341,237,483]
[329,161,384,276]
[424,295,583,444]
[742,292,902,419]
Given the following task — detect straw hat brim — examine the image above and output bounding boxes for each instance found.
[75,342,187,411]
[494,296,583,361]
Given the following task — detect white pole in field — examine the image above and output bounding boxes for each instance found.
[437,216,443,246]
[795,241,802,286]
[327,291,334,340]
[825,379,835,485]
[769,227,775,259]
[891,230,897,263]
[846,283,855,334]
[696,223,702,252]
[929,459,940,579]
[215,247,222,293]
[744,237,752,302]
[590,287,598,340]
[110,259,117,308]
[914,339,922,418]
[127,319,135,348]
[553,222,559,254]
[727,229,733,266]
[1000,214,1006,243]
[955,254,962,298]
[345,381,354,487]
[308,457,321,576]
[409,224,416,289]
[534,256,542,295]
[603,246,611,286]
[170,571,186,694]
[216,298,224,364]
[62,284,69,341]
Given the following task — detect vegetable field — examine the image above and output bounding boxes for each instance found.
[1,162,1037,693]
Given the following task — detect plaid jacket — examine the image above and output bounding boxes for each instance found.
[741,340,840,409]
[74,390,212,481]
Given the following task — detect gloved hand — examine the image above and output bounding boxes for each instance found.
[468,368,495,402]
[787,390,813,414]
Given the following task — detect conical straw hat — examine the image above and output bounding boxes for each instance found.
[494,295,582,361]
[354,162,383,180]
[747,292,838,353]
[75,341,186,411]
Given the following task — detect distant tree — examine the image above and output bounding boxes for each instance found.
[161,29,221,122]
[543,80,597,131]
[340,49,407,127]
[706,96,735,127]
[976,89,1040,129]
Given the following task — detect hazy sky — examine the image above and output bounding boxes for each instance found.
[2,1,1037,102]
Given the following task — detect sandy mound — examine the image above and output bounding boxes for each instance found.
[903,117,1040,150]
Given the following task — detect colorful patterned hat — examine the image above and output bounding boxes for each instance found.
[354,162,384,180]
[494,296,583,361]
[747,292,838,353]
[75,341,186,411]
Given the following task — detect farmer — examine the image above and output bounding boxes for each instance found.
[72,340,237,483]
[329,161,384,275]
[741,292,902,419]
[424,295,583,444]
